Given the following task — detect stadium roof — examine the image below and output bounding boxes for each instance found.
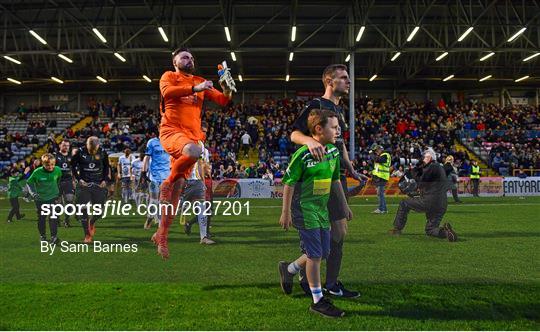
[1,0,539,92]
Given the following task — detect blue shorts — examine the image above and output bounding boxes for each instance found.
[120,177,131,188]
[298,228,331,259]
[149,179,164,195]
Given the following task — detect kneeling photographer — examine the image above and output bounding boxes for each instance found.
[389,148,458,242]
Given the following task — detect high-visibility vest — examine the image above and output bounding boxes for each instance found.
[373,152,391,181]
[470,165,480,179]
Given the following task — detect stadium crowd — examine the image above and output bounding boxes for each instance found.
[2,97,539,180]
[480,129,540,176]
[65,103,157,156]
[456,103,540,176]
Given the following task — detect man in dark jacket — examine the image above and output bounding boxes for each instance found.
[389,148,458,241]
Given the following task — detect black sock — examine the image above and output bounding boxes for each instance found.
[49,218,58,237]
[81,219,89,236]
[38,218,46,237]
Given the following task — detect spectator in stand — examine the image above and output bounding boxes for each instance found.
[237,165,247,178]
[391,166,404,178]
[274,165,284,179]
[262,168,274,183]
[246,163,256,178]
[224,165,236,178]
[278,133,288,155]
[492,152,503,172]
[17,103,27,120]
[256,162,266,178]
[1,98,537,180]
[517,167,528,179]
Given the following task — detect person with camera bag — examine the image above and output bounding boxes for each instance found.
[389,148,458,241]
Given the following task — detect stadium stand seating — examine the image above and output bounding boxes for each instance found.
[0,110,85,173]
[2,97,538,179]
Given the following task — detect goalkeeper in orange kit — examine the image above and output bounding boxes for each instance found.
[152,47,234,259]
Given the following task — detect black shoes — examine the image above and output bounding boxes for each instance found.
[325,281,361,298]
[278,261,294,294]
[299,274,360,299]
[310,297,345,318]
[444,222,458,242]
[184,221,192,235]
[298,269,311,296]
[50,236,60,245]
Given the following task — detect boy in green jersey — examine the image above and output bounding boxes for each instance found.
[278,109,351,318]
[26,153,62,243]
[7,166,30,223]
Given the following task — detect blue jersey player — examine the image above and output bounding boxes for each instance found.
[142,135,171,229]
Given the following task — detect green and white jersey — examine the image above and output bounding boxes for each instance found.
[282,144,340,230]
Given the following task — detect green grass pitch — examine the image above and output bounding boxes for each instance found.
[1,196,539,330]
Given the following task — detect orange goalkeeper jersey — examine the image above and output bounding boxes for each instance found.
[159,71,230,141]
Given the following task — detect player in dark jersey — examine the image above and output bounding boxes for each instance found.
[53,139,76,227]
[71,136,110,243]
[290,64,362,298]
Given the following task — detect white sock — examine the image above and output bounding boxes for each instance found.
[198,214,208,239]
[148,198,158,217]
[142,194,149,205]
[287,262,301,275]
[310,287,323,303]
[140,193,145,205]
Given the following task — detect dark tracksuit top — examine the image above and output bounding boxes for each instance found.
[71,147,110,184]
[293,97,348,176]
[54,151,74,181]
[415,161,448,211]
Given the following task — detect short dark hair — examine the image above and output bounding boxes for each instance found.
[322,64,348,87]
[307,109,337,135]
[172,47,191,60]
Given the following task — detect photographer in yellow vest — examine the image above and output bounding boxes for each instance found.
[370,144,391,214]
[470,160,481,197]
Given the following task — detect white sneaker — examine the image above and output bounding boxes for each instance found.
[372,209,383,214]
[200,237,216,245]
[143,217,153,229]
